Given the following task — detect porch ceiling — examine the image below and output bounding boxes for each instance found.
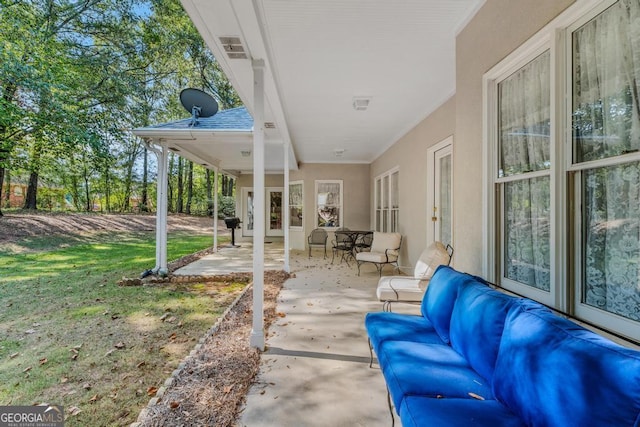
[178,0,484,169]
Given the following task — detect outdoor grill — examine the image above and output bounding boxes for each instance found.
[224,217,242,247]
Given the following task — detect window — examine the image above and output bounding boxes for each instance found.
[289,181,303,229]
[498,51,552,296]
[375,168,399,232]
[570,0,640,335]
[485,0,640,341]
[315,180,342,228]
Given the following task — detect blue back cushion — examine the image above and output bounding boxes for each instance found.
[449,281,516,382]
[421,266,474,344]
[493,300,640,427]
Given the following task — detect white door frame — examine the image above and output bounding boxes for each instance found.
[242,186,284,237]
[426,136,453,246]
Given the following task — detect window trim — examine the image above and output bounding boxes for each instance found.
[374,167,400,232]
[483,0,640,341]
[288,180,304,230]
[314,179,343,229]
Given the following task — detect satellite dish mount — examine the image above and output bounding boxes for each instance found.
[179,88,218,127]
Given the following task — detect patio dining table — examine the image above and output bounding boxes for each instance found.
[334,230,373,265]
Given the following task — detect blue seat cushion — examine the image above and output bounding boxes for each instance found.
[449,281,517,382]
[399,396,525,427]
[493,300,640,427]
[378,340,494,409]
[364,312,445,360]
[421,265,476,344]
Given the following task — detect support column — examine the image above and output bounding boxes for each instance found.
[213,169,219,252]
[153,141,169,276]
[250,59,266,350]
[283,142,290,273]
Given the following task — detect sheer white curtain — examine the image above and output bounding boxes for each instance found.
[573,0,640,162]
[499,51,551,291]
[574,0,640,320]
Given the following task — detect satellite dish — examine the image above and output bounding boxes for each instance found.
[179,88,218,127]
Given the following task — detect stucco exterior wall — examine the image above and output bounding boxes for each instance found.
[370,97,456,268]
[451,0,575,275]
[233,163,370,250]
[291,162,370,233]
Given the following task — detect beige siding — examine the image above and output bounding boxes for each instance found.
[371,97,456,268]
[453,0,575,275]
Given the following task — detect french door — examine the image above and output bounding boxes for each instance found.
[242,187,284,237]
[427,137,453,246]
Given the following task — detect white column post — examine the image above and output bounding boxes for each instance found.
[283,142,290,273]
[213,168,219,252]
[250,59,266,350]
[155,142,169,276]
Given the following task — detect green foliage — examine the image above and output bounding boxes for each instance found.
[0,0,242,215]
[218,195,236,218]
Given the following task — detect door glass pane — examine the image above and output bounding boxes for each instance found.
[269,191,282,231]
[583,162,640,321]
[498,51,551,177]
[439,154,452,246]
[289,183,303,227]
[504,176,551,291]
[246,191,254,231]
[572,0,640,163]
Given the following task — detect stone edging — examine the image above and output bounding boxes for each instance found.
[129,281,254,427]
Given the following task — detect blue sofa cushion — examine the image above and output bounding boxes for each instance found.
[379,340,494,409]
[399,396,526,427]
[421,265,475,344]
[449,281,517,382]
[364,312,445,360]
[493,300,640,427]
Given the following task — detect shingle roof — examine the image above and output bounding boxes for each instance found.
[146,106,253,131]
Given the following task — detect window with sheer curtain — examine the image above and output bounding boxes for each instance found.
[315,180,342,228]
[572,0,640,322]
[498,51,551,292]
[487,0,640,340]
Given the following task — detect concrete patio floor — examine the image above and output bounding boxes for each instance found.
[176,242,417,426]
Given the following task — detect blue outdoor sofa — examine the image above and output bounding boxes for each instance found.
[365,265,640,427]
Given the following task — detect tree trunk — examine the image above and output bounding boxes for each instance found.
[0,166,5,216]
[104,162,111,213]
[221,175,227,197]
[141,148,148,212]
[83,164,91,212]
[23,171,38,210]
[185,161,193,214]
[2,168,9,209]
[176,156,184,213]
[167,154,174,212]
[227,177,234,197]
[206,169,213,217]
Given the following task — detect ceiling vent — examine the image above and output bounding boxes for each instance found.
[219,36,247,59]
[334,148,346,158]
[264,122,276,129]
[352,96,371,111]
[240,150,252,157]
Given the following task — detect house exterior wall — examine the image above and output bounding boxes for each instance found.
[370,97,456,268]
[453,0,575,275]
[233,163,370,250]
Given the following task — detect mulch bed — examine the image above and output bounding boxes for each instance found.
[135,270,287,427]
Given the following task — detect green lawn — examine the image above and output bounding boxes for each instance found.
[0,231,243,426]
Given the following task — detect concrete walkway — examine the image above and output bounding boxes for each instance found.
[175,243,418,425]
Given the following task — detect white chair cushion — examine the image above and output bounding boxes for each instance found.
[414,241,451,279]
[376,277,426,302]
[369,232,402,254]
